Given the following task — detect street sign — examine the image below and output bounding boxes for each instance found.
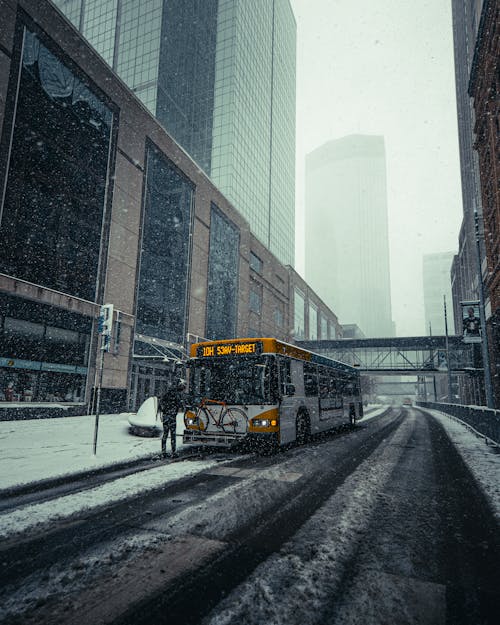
[99,304,114,352]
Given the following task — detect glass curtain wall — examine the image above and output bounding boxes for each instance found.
[309,303,318,340]
[0,28,113,302]
[157,0,218,173]
[211,0,273,248]
[53,0,163,113]
[268,0,296,266]
[135,145,193,348]
[205,204,240,340]
[294,288,305,340]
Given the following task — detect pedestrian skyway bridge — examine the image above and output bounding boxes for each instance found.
[297,336,480,374]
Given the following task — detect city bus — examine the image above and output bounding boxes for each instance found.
[183,337,363,449]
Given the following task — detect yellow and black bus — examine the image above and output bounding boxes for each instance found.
[183,337,362,449]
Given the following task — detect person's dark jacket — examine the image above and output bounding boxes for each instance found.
[159,388,184,420]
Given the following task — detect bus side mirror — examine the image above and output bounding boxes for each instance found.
[284,383,295,396]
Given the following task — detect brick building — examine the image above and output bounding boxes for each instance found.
[468,0,500,406]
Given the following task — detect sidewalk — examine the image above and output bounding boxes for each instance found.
[0,411,186,492]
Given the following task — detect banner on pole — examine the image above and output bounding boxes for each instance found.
[461,300,481,343]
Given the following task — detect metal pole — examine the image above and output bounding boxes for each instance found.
[92,339,105,455]
[444,295,453,403]
[474,209,494,408]
[428,322,436,405]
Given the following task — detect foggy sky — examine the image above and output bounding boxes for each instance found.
[290,0,463,336]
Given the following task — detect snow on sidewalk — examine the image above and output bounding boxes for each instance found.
[0,412,182,491]
[426,408,500,521]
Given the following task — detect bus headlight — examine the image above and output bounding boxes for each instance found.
[252,418,269,427]
[251,418,277,428]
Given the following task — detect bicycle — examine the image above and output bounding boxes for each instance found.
[188,398,248,434]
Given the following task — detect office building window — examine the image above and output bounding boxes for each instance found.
[274,306,284,328]
[250,252,263,274]
[0,28,113,301]
[135,146,193,345]
[320,313,328,340]
[0,293,91,402]
[249,288,262,314]
[206,205,240,340]
[294,288,305,340]
[309,303,318,340]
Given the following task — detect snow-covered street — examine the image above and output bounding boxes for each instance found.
[0,406,498,625]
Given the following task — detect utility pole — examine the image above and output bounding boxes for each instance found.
[444,295,453,403]
[428,322,437,402]
[93,304,114,454]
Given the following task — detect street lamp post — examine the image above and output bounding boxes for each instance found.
[444,295,453,403]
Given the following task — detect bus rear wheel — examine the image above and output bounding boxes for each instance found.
[296,412,310,445]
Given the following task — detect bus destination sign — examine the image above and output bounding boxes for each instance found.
[197,341,263,358]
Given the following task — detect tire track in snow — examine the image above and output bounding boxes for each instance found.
[200,414,415,625]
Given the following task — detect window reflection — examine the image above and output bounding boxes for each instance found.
[294,288,305,340]
[206,205,240,340]
[135,146,193,345]
[0,28,113,301]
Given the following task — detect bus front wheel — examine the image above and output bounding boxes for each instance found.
[296,412,310,445]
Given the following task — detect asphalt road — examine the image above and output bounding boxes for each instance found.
[1,408,498,625]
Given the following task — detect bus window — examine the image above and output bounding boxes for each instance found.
[304,362,318,396]
[190,356,277,405]
[319,368,330,399]
[278,357,292,396]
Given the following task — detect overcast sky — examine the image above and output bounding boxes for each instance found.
[290,0,463,336]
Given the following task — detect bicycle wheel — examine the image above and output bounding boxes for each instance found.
[221,407,248,434]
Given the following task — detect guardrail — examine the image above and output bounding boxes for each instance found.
[416,401,500,445]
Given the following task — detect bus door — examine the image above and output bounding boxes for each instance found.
[278,357,299,444]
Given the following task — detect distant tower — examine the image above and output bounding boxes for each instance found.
[305,135,394,338]
[423,252,456,335]
[52,0,296,266]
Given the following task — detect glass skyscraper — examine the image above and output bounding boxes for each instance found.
[52,0,296,266]
[305,135,394,338]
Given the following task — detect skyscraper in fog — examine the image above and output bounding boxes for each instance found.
[423,252,456,335]
[52,0,296,265]
[305,135,394,338]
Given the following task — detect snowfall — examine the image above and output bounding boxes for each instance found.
[0,404,499,624]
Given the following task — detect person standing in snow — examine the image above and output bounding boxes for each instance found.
[159,379,186,458]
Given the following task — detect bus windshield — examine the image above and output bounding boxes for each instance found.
[189,355,277,405]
